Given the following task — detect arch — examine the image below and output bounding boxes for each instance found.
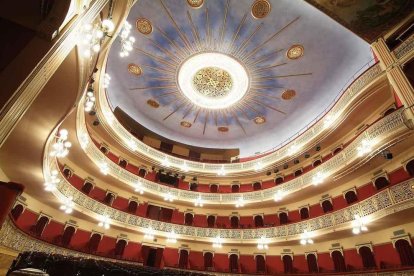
[395,239,414,266]
[128,201,138,214]
[358,246,376,269]
[313,159,322,167]
[231,184,240,193]
[33,216,49,237]
[189,182,198,191]
[332,250,346,272]
[103,192,115,206]
[61,226,75,247]
[138,168,147,177]
[255,255,266,273]
[230,216,239,228]
[114,239,127,257]
[279,212,288,225]
[294,170,302,177]
[207,215,215,228]
[178,249,189,269]
[253,182,262,191]
[345,190,358,204]
[406,159,414,176]
[210,184,218,193]
[11,204,24,221]
[204,252,213,270]
[62,168,72,179]
[229,254,239,273]
[307,254,318,273]
[321,200,333,213]
[384,107,396,116]
[333,147,342,155]
[374,176,389,190]
[275,177,284,185]
[100,146,108,154]
[254,215,264,227]
[88,233,101,253]
[81,182,93,194]
[300,207,309,220]
[119,159,127,168]
[184,213,194,226]
[282,255,293,273]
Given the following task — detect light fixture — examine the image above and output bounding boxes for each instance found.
[217,165,226,176]
[127,139,138,151]
[79,132,89,149]
[166,230,177,243]
[194,195,203,207]
[144,227,155,240]
[164,192,174,202]
[324,114,337,129]
[60,196,74,214]
[254,162,264,172]
[44,170,60,191]
[101,18,115,33]
[181,162,189,172]
[212,236,223,248]
[119,21,135,57]
[300,230,314,245]
[103,73,111,88]
[357,139,375,157]
[287,144,300,156]
[257,236,269,250]
[134,181,144,195]
[161,157,171,168]
[50,129,72,158]
[98,215,111,229]
[352,214,368,234]
[273,190,285,202]
[103,110,115,124]
[84,89,96,112]
[312,172,326,186]
[235,197,245,208]
[99,162,109,175]
[79,18,113,58]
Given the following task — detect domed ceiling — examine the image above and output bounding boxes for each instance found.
[106,0,372,157]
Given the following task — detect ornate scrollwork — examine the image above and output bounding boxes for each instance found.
[193,67,233,98]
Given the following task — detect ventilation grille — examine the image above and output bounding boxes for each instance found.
[130,196,138,201]
[331,243,340,248]
[187,209,193,212]
[280,207,287,211]
[182,244,188,247]
[231,249,238,252]
[374,170,384,176]
[19,196,27,202]
[68,219,77,225]
[322,194,330,199]
[283,249,291,253]
[119,234,128,238]
[393,230,405,236]
[231,212,238,215]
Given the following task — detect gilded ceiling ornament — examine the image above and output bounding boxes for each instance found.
[281,89,296,100]
[187,0,204,8]
[180,121,192,128]
[218,126,229,132]
[128,63,142,76]
[136,18,153,35]
[287,45,304,60]
[251,0,271,19]
[193,67,233,98]
[254,116,266,124]
[147,99,160,108]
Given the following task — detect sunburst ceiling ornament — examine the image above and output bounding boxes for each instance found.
[128,63,142,76]
[251,0,271,19]
[136,18,152,35]
[287,45,304,60]
[147,99,159,108]
[254,116,266,124]
[218,126,229,132]
[281,89,296,100]
[180,121,192,128]
[187,0,203,9]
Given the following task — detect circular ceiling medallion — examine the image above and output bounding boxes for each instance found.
[147,99,159,108]
[253,116,266,124]
[251,0,271,19]
[281,89,296,100]
[128,63,142,76]
[187,0,204,8]
[193,67,233,98]
[218,126,229,132]
[287,45,304,60]
[180,121,192,128]
[136,18,152,35]
[177,52,249,109]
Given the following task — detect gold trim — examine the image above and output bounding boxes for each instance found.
[287,44,304,60]
[253,116,266,124]
[218,126,229,132]
[187,0,204,9]
[136,18,153,35]
[281,89,296,100]
[128,63,142,76]
[147,99,160,108]
[180,121,192,128]
[251,0,271,19]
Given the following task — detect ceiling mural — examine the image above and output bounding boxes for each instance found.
[305,0,413,42]
[106,0,372,156]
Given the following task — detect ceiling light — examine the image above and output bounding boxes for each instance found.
[79,132,89,149]
[312,172,326,185]
[144,227,155,240]
[194,195,203,207]
[235,197,245,208]
[60,196,74,214]
[99,162,109,175]
[127,139,138,151]
[134,181,144,194]
[44,170,60,191]
[102,19,115,33]
[257,236,269,250]
[164,192,174,202]
[166,230,177,243]
[181,162,189,172]
[98,215,111,229]
[273,190,285,202]
[212,236,223,248]
[217,165,226,176]
[84,89,96,112]
[352,214,368,235]
[103,73,111,88]
[300,230,314,245]
[119,21,135,57]
[50,129,72,158]
[357,139,375,157]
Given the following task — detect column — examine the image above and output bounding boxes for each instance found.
[0,181,24,227]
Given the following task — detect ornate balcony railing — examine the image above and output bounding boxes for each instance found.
[76,108,410,205]
[92,62,383,174]
[393,34,414,60]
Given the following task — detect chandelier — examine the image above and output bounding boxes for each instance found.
[50,129,71,158]
[212,236,223,248]
[257,236,269,250]
[300,230,314,245]
[60,197,74,214]
[166,231,177,243]
[217,165,226,176]
[144,227,155,240]
[119,21,135,57]
[352,214,368,234]
[98,215,111,229]
[84,87,96,112]
[357,139,375,157]
[273,190,285,202]
[44,169,60,191]
[99,162,110,175]
[79,18,114,58]
[135,181,144,195]
[312,172,326,185]
[194,196,203,207]
[235,197,245,208]
[164,192,174,202]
